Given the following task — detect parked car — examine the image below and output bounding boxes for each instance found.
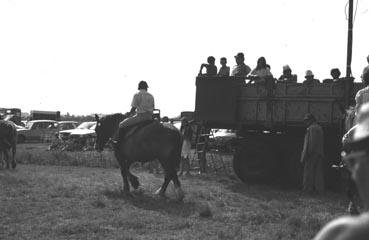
[58,121,96,141]
[57,121,78,131]
[17,120,58,143]
[56,121,97,151]
[208,129,237,153]
[15,124,25,130]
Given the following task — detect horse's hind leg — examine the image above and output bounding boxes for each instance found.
[0,151,3,169]
[155,170,172,197]
[171,171,184,201]
[126,162,139,190]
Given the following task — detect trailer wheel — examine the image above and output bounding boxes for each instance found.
[233,139,277,183]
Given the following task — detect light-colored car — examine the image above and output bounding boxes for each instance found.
[17,120,58,143]
[57,121,97,151]
[58,121,96,141]
[209,129,237,152]
[57,121,78,131]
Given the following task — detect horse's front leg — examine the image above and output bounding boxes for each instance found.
[3,149,10,169]
[128,172,140,190]
[114,151,130,193]
[120,167,130,193]
[11,144,16,169]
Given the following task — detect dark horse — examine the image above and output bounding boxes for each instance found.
[94,113,184,200]
[0,120,17,169]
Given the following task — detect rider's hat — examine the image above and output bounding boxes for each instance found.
[138,81,149,90]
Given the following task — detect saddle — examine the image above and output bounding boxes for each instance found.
[118,120,155,142]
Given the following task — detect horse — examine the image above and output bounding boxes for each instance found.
[0,120,17,169]
[94,113,184,200]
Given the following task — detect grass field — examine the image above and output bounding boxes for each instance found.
[0,144,350,240]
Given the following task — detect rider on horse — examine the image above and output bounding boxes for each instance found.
[112,80,155,143]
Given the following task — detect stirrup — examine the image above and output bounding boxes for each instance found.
[109,138,118,144]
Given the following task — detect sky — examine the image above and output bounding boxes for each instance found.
[1,0,369,117]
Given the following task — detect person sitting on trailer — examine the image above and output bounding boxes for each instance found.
[248,56,273,84]
[231,52,251,77]
[323,68,343,83]
[302,70,320,85]
[355,69,369,113]
[217,57,230,77]
[198,56,217,77]
[313,103,369,240]
[277,65,297,83]
[363,55,369,74]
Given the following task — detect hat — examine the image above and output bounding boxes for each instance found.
[283,65,291,71]
[305,70,314,77]
[330,68,341,77]
[138,81,148,90]
[303,113,316,121]
[234,52,244,58]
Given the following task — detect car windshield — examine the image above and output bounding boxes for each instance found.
[76,122,96,130]
[25,122,33,129]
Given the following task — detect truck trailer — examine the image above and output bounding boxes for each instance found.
[194,76,362,189]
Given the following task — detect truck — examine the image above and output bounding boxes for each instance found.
[194,76,362,189]
[0,108,22,125]
[30,110,61,121]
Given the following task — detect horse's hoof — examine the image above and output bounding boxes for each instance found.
[132,188,144,195]
[130,180,140,190]
[154,187,166,198]
[121,190,133,198]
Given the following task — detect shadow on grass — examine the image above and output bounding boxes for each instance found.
[103,189,196,217]
[226,181,301,202]
[0,170,29,186]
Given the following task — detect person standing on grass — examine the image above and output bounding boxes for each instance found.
[300,113,325,195]
[178,118,193,176]
[313,103,369,240]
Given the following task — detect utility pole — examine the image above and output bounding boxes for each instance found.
[346,0,354,77]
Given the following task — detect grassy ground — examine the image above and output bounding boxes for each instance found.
[16,143,119,168]
[1,163,348,240]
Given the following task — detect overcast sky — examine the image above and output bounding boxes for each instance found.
[1,0,368,117]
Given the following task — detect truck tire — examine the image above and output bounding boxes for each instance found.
[233,139,277,183]
[17,135,26,144]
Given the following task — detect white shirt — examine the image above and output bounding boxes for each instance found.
[131,90,155,114]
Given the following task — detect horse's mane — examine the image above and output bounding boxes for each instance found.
[101,113,127,123]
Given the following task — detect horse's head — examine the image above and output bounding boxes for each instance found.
[94,113,126,152]
[94,114,113,152]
